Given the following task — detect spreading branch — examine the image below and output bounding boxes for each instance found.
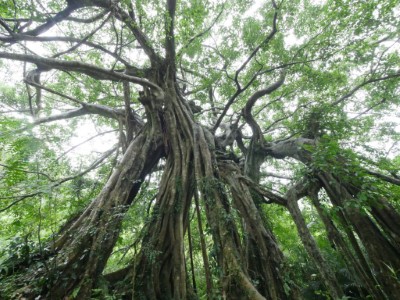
[12,105,120,134]
[212,1,280,132]
[0,51,164,97]
[366,169,400,186]
[242,72,286,141]
[331,71,400,107]
[4,1,87,39]
[52,12,112,59]
[0,34,134,68]
[0,163,54,181]
[234,1,278,87]
[114,4,162,65]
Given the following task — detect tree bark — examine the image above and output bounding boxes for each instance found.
[193,125,266,299]
[130,86,195,299]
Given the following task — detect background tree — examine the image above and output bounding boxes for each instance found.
[0,0,399,299]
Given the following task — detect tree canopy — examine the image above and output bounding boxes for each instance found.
[0,0,399,299]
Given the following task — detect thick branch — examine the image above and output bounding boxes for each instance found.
[8,79,144,136]
[366,169,400,186]
[15,1,86,37]
[242,72,286,140]
[0,34,134,68]
[23,105,122,128]
[264,137,315,163]
[0,52,164,96]
[2,9,108,26]
[261,171,293,180]
[113,5,162,64]
[65,10,108,23]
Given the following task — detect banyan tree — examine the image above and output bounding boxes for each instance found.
[0,0,399,299]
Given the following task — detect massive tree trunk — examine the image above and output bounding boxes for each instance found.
[124,79,273,299]
[132,85,196,299]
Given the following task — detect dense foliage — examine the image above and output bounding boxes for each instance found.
[0,0,399,299]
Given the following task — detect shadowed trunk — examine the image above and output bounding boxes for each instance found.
[318,172,400,299]
[309,190,386,299]
[370,197,400,249]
